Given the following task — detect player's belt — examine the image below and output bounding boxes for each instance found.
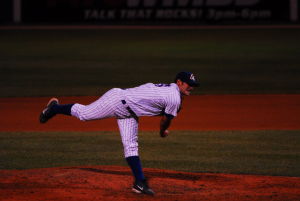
[121,100,138,121]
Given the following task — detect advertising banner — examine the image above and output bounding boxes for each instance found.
[21,0,298,24]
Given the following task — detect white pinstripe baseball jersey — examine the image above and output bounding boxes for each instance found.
[121,83,181,117]
[70,82,181,157]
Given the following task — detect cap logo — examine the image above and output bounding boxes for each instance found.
[190,74,196,81]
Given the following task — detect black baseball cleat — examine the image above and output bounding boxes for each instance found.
[132,179,155,196]
[39,98,59,123]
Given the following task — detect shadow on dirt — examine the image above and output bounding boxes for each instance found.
[77,167,223,182]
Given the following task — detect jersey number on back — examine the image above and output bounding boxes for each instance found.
[155,84,171,87]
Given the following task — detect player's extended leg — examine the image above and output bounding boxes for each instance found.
[39,89,121,123]
[117,118,154,195]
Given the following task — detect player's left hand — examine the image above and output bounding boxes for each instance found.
[160,130,169,138]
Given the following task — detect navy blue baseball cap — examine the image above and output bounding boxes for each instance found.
[175,72,199,87]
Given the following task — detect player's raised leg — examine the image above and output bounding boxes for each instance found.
[39,89,121,123]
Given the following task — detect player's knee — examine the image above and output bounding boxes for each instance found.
[71,104,89,121]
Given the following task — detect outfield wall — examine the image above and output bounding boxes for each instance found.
[1,0,300,24]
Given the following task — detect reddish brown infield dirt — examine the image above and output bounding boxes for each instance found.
[1,95,300,201]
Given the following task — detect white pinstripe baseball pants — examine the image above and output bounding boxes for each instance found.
[71,88,139,158]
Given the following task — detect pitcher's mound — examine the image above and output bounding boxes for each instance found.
[1,166,299,201]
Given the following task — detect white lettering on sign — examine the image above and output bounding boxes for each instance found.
[207,8,271,20]
[127,0,261,7]
[156,9,203,19]
[121,9,153,19]
[84,10,116,19]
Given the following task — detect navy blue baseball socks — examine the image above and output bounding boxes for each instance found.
[126,156,155,195]
[126,156,145,181]
[132,179,155,195]
[39,97,74,123]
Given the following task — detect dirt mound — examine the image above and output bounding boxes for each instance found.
[1,166,299,201]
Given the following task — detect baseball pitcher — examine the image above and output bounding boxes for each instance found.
[39,71,199,195]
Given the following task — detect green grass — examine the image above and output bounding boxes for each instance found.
[1,131,299,177]
[1,28,300,97]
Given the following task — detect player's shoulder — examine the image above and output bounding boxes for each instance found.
[139,83,179,96]
[165,84,181,102]
[139,82,157,87]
